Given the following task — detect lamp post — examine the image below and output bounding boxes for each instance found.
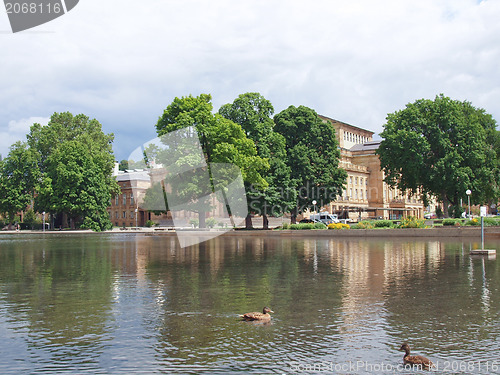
[312,200,317,215]
[135,208,138,228]
[42,212,45,232]
[466,189,471,219]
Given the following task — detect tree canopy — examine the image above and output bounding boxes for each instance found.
[0,141,40,228]
[274,105,347,222]
[377,94,499,217]
[219,92,295,229]
[29,112,120,230]
[154,94,269,227]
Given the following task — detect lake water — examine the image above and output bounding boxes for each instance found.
[0,233,499,374]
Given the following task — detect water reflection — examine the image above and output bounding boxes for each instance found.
[0,233,499,374]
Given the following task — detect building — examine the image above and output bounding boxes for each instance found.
[319,115,425,221]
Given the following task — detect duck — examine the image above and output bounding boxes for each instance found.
[239,307,274,321]
[399,343,434,369]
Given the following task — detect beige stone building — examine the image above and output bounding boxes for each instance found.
[319,115,425,221]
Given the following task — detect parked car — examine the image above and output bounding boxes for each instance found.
[424,213,437,219]
[309,213,340,225]
[299,218,316,223]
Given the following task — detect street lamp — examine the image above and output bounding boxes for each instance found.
[466,189,471,219]
[42,212,45,232]
[312,200,317,215]
[135,208,138,228]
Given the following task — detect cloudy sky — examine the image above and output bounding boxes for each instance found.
[1,0,499,160]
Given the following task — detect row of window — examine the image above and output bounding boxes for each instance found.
[112,193,134,207]
[109,211,137,219]
[348,176,368,187]
[344,131,369,144]
[342,188,368,201]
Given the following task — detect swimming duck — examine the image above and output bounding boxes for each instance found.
[239,307,274,321]
[399,343,433,369]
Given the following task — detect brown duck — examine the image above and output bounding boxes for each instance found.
[399,343,434,369]
[239,307,274,321]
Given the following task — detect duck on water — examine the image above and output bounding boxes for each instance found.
[399,343,434,369]
[239,307,274,321]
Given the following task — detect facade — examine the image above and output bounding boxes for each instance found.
[108,169,151,227]
[319,115,425,221]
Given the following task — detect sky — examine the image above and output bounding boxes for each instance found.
[1,0,499,161]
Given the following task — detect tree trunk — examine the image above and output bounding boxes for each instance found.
[245,213,253,229]
[199,211,206,228]
[262,214,269,230]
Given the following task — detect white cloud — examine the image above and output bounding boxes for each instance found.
[0,117,49,157]
[1,0,500,159]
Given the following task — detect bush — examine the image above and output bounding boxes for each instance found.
[206,217,217,228]
[314,222,327,229]
[145,220,156,227]
[399,216,426,228]
[288,223,327,230]
[465,218,480,226]
[351,221,375,229]
[328,223,350,230]
[281,223,290,230]
[443,218,463,226]
[189,218,199,228]
[374,220,393,228]
[483,217,500,226]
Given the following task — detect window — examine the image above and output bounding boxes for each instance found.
[115,211,119,219]
[122,194,127,206]
[130,211,135,219]
[115,195,119,206]
[122,211,126,218]
[349,176,353,185]
[130,194,134,206]
[355,177,358,185]
[355,189,358,199]
[349,188,352,197]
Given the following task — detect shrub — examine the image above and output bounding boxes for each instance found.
[465,218,480,226]
[351,221,375,229]
[443,218,467,226]
[206,217,217,228]
[374,220,393,228]
[288,223,327,230]
[328,223,350,230]
[314,222,327,229]
[290,223,314,230]
[483,217,500,226]
[399,216,426,228]
[145,220,156,228]
[189,218,199,228]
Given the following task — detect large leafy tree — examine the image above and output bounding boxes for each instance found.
[28,112,120,230]
[377,94,499,217]
[155,94,269,228]
[0,142,40,229]
[274,105,347,223]
[219,92,295,229]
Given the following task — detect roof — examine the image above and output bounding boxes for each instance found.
[319,115,375,135]
[350,140,381,152]
[116,170,150,182]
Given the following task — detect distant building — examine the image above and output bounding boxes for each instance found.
[319,115,425,220]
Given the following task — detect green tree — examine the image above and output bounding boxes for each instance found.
[377,94,499,217]
[38,140,115,231]
[28,112,120,230]
[219,92,295,229]
[155,94,269,228]
[274,105,347,223]
[0,142,40,229]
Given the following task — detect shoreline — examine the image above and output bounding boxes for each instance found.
[2,226,500,238]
